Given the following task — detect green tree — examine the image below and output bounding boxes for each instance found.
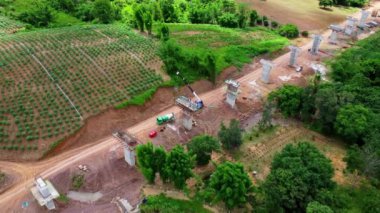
[237,4,248,28]
[134,6,145,32]
[93,0,114,23]
[249,10,259,26]
[18,2,54,27]
[166,145,194,189]
[218,119,242,149]
[160,0,178,23]
[314,84,339,133]
[187,135,220,166]
[160,24,170,41]
[335,104,373,142]
[258,101,273,130]
[307,201,333,213]
[136,142,168,183]
[204,52,217,84]
[218,13,238,28]
[319,0,334,8]
[209,162,253,209]
[263,142,335,211]
[144,11,153,35]
[269,85,303,117]
[278,24,299,38]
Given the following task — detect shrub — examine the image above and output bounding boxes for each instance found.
[218,13,239,28]
[301,31,309,37]
[278,24,299,38]
[71,174,85,190]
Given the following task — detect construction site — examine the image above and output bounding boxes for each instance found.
[0,1,380,212]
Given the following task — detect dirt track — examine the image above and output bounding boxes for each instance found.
[0,4,379,211]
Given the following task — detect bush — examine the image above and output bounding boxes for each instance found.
[93,0,114,23]
[18,3,54,27]
[187,135,220,166]
[278,24,299,38]
[71,174,85,190]
[301,31,309,37]
[271,21,279,28]
[218,13,239,28]
[218,119,242,149]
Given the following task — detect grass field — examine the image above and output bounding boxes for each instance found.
[140,194,211,213]
[0,24,163,157]
[239,0,358,30]
[156,24,289,72]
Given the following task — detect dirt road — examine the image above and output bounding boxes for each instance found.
[0,4,379,211]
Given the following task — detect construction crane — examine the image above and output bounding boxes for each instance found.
[175,71,204,111]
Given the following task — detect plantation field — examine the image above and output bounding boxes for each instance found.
[239,0,357,30]
[157,24,288,71]
[0,15,25,36]
[0,25,163,158]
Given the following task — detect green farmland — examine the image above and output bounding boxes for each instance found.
[0,24,163,157]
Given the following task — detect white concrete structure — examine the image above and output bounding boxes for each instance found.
[182,109,193,131]
[225,79,240,108]
[260,59,274,84]
[344,16,358,35]
[359,10,370,27]
[328,25,342,44]
[310,35,323,55]
[31,178,59,210]
[288,46,301,67]
[112,131,138,166]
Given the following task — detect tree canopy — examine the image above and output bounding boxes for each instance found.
[187,135,220,166]
[166,145,195,189]
[263,142,335,211]
[209,162,253,209]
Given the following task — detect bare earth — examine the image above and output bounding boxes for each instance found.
[0,4,379,212]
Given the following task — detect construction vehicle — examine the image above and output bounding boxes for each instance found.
[156,113,175,125]
[175,71,204,111]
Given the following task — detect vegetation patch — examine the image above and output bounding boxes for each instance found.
[141,194,211,213]
[71,174,85,190]
[159,24,288,72]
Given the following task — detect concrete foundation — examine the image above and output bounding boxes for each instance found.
[225,79,240,108]
[344,16,358,36]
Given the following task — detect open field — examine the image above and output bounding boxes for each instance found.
[157,24,289,71]
[233,123,348,184]
[239,0,358,30]
[0,24,164,160]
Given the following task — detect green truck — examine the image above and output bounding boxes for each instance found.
[156,113,175,125]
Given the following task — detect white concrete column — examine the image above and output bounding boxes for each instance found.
[359,10,370,27]
[260,59,274,84]
[288,45,301,67]
[311,34,323,55]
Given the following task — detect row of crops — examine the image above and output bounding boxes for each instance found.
[0,15,25,36]
[0,24,163,154]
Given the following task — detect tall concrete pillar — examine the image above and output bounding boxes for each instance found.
[124,146,136,166]
[344,16,358,35]
[310,35,323,55]
[260,59,274,84]
[359,10,370,27]
[225,79,240,108]
[182,110,193,131]
[288,46,301,67]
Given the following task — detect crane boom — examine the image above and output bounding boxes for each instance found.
[176,71,203,109]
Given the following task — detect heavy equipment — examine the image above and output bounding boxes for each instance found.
[175,71,204,111]
[156,113,175,125]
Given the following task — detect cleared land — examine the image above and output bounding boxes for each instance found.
[0,25,163,159]
[239,0,357,30]
[158,24,288,71]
